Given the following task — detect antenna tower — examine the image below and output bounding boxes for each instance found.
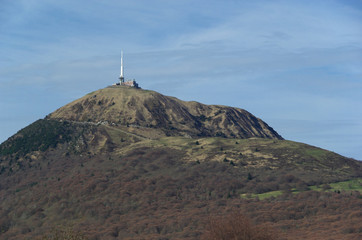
[119,51,124,84]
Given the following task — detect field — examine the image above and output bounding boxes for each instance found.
[241,178,362,200]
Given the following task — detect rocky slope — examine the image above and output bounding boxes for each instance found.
[47,86,282,140]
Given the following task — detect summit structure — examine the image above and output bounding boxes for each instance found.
[119,51,124,83]
[114,50,139,88]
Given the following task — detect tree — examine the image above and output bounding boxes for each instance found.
[247,172,253,181]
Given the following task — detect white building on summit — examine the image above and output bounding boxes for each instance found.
[113,51,139,88]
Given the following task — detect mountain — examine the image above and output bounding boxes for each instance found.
[0,86,361,240]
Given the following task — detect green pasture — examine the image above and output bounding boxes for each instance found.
[242,178,362,200]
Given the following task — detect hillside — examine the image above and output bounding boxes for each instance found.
[47,86,282,140]
[0,86,361,240]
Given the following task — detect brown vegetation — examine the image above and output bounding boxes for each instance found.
[39,228,88,240]
[202,213,279,240]
[0,142,361,239]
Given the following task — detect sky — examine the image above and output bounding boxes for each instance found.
[0,0,361,160]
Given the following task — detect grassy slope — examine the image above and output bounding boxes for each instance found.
[1,119,360,193]
[241,178,362,200]
[48,86,282,139]
[311,178,362,193]
[115,134,360,183]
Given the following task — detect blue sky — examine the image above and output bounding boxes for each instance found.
[1,0,361,160]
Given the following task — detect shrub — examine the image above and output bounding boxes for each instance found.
[39,227,88,240]
[247,172,253,181]
[201,212,278,240]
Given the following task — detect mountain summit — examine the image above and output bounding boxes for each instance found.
[47,86,282,140]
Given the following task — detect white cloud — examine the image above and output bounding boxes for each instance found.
[172,1,362,51]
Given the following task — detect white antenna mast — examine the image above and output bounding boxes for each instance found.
[119,50,124,83]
